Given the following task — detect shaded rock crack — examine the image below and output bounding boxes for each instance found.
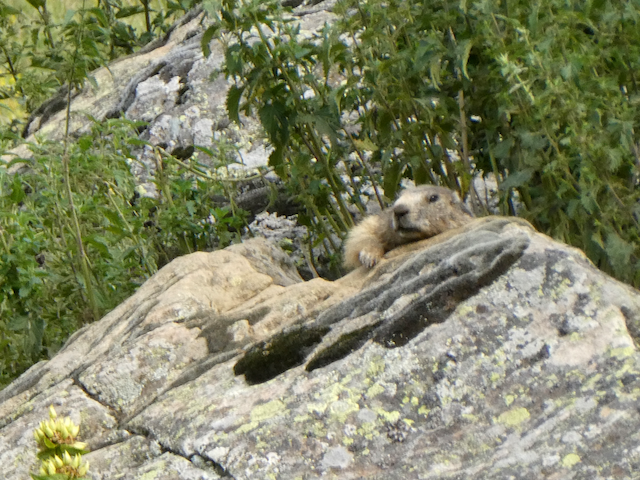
[235,226,530,383]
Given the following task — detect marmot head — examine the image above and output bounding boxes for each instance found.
[390,185,474,240]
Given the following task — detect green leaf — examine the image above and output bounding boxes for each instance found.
[194,145,215,156]
[500,169,533,190]
[429,56,442,88]
[102,209,124,227]
[226,85,245,124]
[259,100,289,145]
[9,177,25,204]
[605,231,634,272]
[383,159,403,200]
[25,0,45,9]
[591,231,605,249]
[88,7,109,27]
[293,45,312,60]
[225,44,244,77]
[606,148,623,172]
[62,9,77,25]
[84,234,111,257]
[0,3,21,15]
[202,24,221,58]
[458,39,473,79]
[297,111,338,147]
[493,138,513,159]
[126,137,151,147]
[579,192,598,215]
[78,136,93,152]
[115,6,145,18]
[268,145,285,177]
[7,315,28,331]
[352,138,378,152]
[86,74,99,91]
[185,200,196,216]
[31,474,77,480]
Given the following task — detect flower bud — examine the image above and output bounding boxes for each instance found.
[78,460,90,476]
[43,424,55,438]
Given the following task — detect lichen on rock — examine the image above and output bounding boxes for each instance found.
[2,215,640,479]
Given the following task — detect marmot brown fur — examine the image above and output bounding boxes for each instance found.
[344,185,474,269]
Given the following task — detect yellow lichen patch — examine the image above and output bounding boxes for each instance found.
[376,409,400,423]
[546,374,559,388]
[340,374,354,384]
[504,394,516,406]
[367,357,386,377]
[235,421,259,434]
[561,453,581,467]
[493,348,507,367]
[610,347,635,359]
[294,414,311,423]
[329,399,360,423]
[580,373,602,391]
[497,407,530,427]
[251,400,288,422]
[356,422,377,438]
[366,383,386,398]
[311,421,326,437]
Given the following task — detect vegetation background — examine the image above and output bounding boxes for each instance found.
[1,0,639,389]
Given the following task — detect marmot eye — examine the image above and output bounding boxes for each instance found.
[428,194,439,203]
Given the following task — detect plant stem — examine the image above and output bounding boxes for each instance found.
[61,2,100,323]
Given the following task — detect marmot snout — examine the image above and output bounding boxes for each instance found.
[344,185,474,270]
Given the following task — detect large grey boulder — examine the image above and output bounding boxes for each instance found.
[2,216,640,479]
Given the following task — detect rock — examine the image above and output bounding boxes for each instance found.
[2,217,640,479]
[2,3,338,178]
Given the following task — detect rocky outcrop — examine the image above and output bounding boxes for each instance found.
[5,3,336,175]
[2,216,640,479]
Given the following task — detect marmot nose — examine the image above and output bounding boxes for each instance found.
[393,205,409,219]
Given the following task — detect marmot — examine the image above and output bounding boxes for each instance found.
[343,185,474,269]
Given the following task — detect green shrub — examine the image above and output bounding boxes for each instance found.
[0,118,247,388]
[204,0,640,286]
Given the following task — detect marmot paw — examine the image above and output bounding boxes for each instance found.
[359,249,383,268]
